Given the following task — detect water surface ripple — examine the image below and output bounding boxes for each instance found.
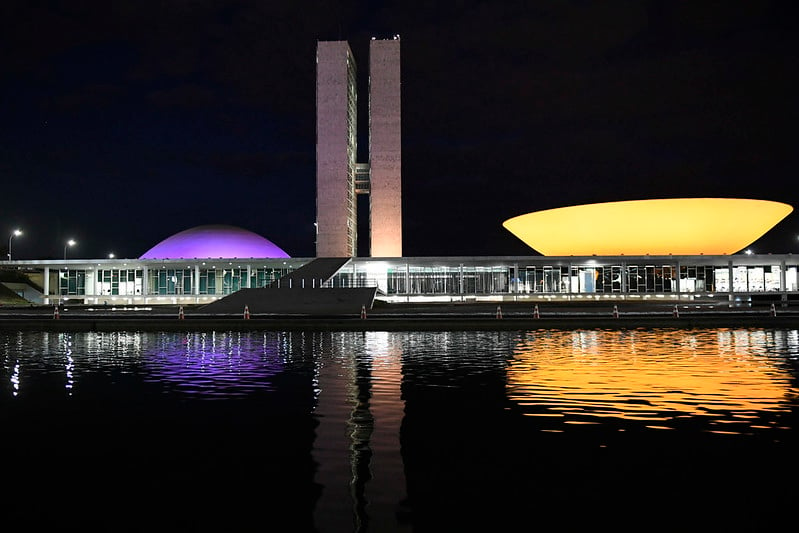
[506,328,799,435]
[1,327,798,531]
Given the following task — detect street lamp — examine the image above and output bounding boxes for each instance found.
[8,229,22,261]
[59,239,76,306]
[64,239,76,260]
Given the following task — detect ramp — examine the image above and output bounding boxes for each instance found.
[266,257,351,289]
[199,257,375,315]
[199,287,377,316]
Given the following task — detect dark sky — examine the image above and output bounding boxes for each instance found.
[2,0,798,260]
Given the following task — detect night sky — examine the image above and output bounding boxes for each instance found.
[2,1,798,260]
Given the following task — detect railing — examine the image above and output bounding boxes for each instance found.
[269,277,379,289]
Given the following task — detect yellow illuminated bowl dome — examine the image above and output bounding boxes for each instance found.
[502,198,793,256]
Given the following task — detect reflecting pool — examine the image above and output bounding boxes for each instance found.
[2,328,797,531]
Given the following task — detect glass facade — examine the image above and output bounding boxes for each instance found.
[148,266,295,295]
[46,261,298,300]
[150,268,194,295]
[97,268,143,296]
[59,269,85,296]
[332,258,799,298]
[39,256,799,303]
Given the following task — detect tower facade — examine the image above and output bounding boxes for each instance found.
[315,37,402,258]
[316,41,358,257]
[368,38,402,257]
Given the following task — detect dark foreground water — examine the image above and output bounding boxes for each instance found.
[2,328,798,531]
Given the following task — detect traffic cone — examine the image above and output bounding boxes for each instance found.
[53,306,60,320]
[673,304,680,318]
[496,305,503,319]
[244,305,250,319]
[360,305,367,319]
[612,305,619,318]
[178,306,184,320]
[533,304,540,319]
[770,303,776,317]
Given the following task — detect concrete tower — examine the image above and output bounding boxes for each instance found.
[316,41,358,257]
[315,37,402,258]
[368,38,402,257]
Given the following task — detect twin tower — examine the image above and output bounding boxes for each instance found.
[315,37,402,258]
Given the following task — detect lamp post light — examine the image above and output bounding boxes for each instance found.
[8,229,22,261]
[64,239,76,260]
[60,239,76,306]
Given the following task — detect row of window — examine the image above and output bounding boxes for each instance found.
[55,263,799,297]
[330,263,797,296]
[58,267,293,296]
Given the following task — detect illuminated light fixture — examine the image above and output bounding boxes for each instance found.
[64,239,76,260]
[8,229,22,260]
[502,198,793,256]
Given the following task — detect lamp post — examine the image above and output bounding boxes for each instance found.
[60,239,76,306]
[8,229,22,261]
[64,239,76,261]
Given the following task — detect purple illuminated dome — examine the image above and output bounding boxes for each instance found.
[139,225,290,259]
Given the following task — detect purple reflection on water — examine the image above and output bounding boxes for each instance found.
[143,332,287,398]
[139,224,290,259]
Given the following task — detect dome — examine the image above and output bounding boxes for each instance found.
[139,225,290,259]
[502,198,793,256]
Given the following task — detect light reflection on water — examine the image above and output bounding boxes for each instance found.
[2,331,293,399]
[142,331,289,398]
[3,328,798,433]
[2,328,799,531]
[506,328,799,434]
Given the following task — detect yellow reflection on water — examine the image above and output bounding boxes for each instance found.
[507,329,799,430]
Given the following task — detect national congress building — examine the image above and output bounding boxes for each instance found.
[2,37,797,309]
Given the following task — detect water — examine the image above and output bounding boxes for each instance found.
[2,328,798,531]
